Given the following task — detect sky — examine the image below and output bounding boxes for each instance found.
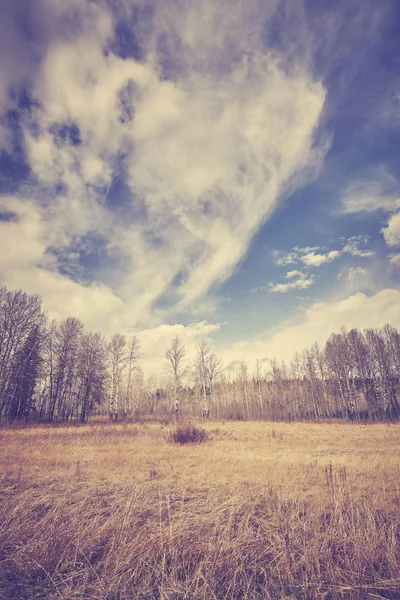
[1,0,400,377]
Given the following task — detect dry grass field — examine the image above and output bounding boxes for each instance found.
[0,420,399,599]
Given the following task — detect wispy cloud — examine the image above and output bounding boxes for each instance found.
[274,237,374,272]
[301,250,341,267]
[274,246,340,268]
[340,175,400,250]
[337,266,371,294]
[340,172,400,214]
[269,237,376,295]
[389,253,400,267]
[222,289,400,368]
[273,251,300,267]
[269,272,314,294]
[342,236,375,257]
[0,0,327,330]
[340,174,400,250]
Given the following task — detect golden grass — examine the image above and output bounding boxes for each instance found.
[0,421,399,599]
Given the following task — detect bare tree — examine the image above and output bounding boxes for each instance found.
[238,361,250,418]
[207,349,222,418]
[193,340,210,417]
[124,335,141,417]
[366,327,399,418]
[325,330,356,418]
[165,336,188,418]
[3,281,400,424]
[253,360,266,417]
[6,325,43,421]
[77,332,107,423]
[348,328,376,416]
[302,349,321,419]
[107,334,127,420]
[46,317,83,422]
[193,340,222,418]
[289,351,304,419]
[0,288,46,420]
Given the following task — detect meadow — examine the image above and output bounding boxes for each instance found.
[0,420,399,599]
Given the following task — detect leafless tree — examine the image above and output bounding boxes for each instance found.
[6,325,43,421]
[107,333,127,420]
[238,361,250,418]
[0,288,45,420]
[366,327,399,417]
[253,360,266,416]
[1,282,400,424]
[77,332,107,422]
[165,336,188,417]
[45,317,83,422]
[193,340,222,418]
[124,335,141,417]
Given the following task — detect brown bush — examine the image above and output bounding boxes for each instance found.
[168,422,209,444]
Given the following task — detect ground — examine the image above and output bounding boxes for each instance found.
[1,420,399,599]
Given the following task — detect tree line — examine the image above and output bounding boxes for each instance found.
[0,283,399,424]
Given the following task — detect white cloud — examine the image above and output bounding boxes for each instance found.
[268,235,376,297]
[342,245,374,257]
[337,266,371,294]
[274,251,299,266]
[0,198,221,344]
[0,197,48,270]
[274,238,374,272]
[341,174,400,214]
[127,56,326,307]
[139,321,220,378]
[221,288,400,368]
[0,0,327,330]
[0,196,135,333]
[285,270,302,279]
[274,246,342,269]
[269,272,314,293]
[342,236,375,257]
[381,212,400,247]
[301,249,341,267]
[389,253,400,267]
[339,176,400,251]
[293,246,320,253]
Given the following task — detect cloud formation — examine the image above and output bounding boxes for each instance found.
[2,0,398,381]
[389,253,400,267]
[339,173,400,253]
[0,0,326,331]
[341,176,400,214]
[342,237,375,258]
[274,238,374,269]
[268,236,376,294]
[300,249,341,267]
[382,212,400,247]
[139,321,220,378]
[269,271,314,294]
[274,246,342,268]
[222,288,400,369]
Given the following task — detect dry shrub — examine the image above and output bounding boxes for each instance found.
[168,422,208,444]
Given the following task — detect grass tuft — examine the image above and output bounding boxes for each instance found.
[168,422,209,444]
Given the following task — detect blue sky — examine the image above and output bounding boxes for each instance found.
[1,0,400,374]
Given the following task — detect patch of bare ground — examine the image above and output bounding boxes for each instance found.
[0,421,399,599]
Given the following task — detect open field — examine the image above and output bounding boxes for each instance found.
[1,421,400,599]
